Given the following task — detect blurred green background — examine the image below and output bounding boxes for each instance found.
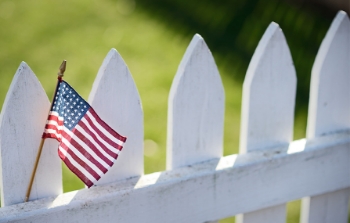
[0,0,348,222]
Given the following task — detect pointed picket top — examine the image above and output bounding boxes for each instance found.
[88,49,143,185]
[307,11,350,138]
[0,62,62,206]
[238,22,296,223]
[301,11,350,223]
[239,22,297,153]
[167,34,225,170]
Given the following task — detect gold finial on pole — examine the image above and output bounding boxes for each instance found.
[25,60,67,202]
[58,60,66,78]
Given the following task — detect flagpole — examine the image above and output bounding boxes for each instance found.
[25,60,66,202]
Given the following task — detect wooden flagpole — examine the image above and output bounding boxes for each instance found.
[25,60,66,202]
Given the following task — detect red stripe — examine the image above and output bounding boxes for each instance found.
[84,112,124,151]
[42,133,60,140]
[44,124,61,134]
[59,142,101,181]
[43,124,61,140]
[70,126,114,167]
[43,113,64,140]
[58,149,94,188]
[78,120,119,159]
[88,108,127,142]
[61,130,110,172]
[47,114,64,125]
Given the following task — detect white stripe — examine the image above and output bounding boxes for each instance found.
[43,129,61,139]
[80,117,121,155]
[58,146,97,184]
[75,124,116,162]
[48,111,63,118]
[86,111,124,146]
[63,127,110,170]
[61,136,105,176]
[46,120,63,130]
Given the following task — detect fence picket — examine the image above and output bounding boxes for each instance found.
[0,10,350,222]
[301,11,350,223]
[88,49,143,185]
[167,34,225,170]
[237,22,296,223]
[0,62,62,206]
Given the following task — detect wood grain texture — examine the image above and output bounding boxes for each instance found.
[88,49,143,185]
[301,11,350,223]
[307,11,350,138]
[236,204,285,223]
[0,62,62,206]
[167,34,224,170]
[240,22,296,153]
[1,131,349,223]
[238,22,296,223]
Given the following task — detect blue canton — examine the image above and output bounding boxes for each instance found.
[51,81,90,130]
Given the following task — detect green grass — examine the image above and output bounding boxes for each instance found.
[0,0,243,187]
[0,0,343,222]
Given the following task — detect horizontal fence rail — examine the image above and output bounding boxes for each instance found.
[0,131,349,222]
[0,10,349,223]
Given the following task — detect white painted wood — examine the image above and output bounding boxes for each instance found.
[167,34,225,170]
[238,22,296,223]
[301,188,350,223]
[0,131,349,223]
[236,204,285,223]
[240,22,297,153]
[0,62,62,206]
[301,11,350,223]
[88,49,143,185]
[306,11,350,138]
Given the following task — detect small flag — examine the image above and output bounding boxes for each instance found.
[42,80,127,187]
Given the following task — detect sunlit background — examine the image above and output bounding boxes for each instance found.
[0,0,348,222]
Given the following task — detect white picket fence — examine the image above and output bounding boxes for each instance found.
[0,11,349,223]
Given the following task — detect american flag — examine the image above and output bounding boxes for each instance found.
[42,80,127,187]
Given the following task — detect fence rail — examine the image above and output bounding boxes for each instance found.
[0,10,349,223]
